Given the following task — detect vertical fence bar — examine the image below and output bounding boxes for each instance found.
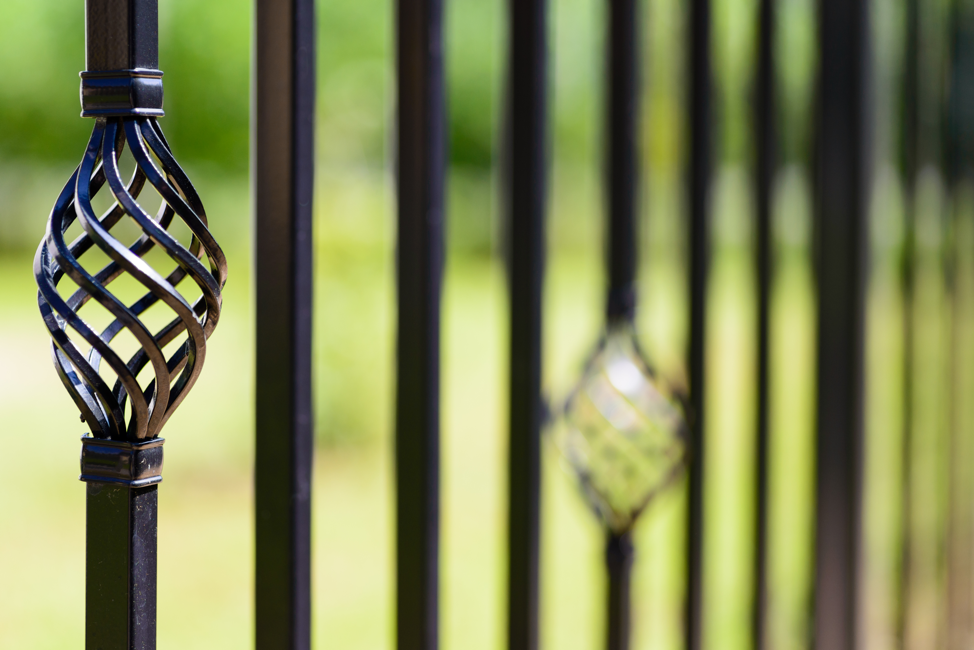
[604,0,641,647]
[685,0,711,645]
[751,0,775,646]
[505,0,548,647]
[811,0,870,646]
[396,0,445,646]
[84,459,161,650]
[606,0,640,324]
[606,532,635,650]
[254,0,317,645]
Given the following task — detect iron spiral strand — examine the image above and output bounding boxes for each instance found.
[34,116,228,442]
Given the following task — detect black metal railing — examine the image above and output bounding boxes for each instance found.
[505,1,547,649]
[253,0,316,646]
[31,0,974,648]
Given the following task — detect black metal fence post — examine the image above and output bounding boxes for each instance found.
[505,0,548,647]
[605,0,640,326]
[751,0,775,646]
[396,0,445,647]
[34,0,228,647]
[254,0,317,646]
[605,531,634,650]
[812,0,870,646]
[604,1,641,647]
[84,440,163,650]
[685,0,712,645]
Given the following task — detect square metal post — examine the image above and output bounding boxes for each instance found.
[254,0,317,647]
[85,0,159,71]
[81,437,165,650]
[395,0,445,648]
[85,484,159,650]
[505,0,548,648]
[751,0,775,646]
[605,532,634,650]
[812,0,871,647]
[685,0,712,646]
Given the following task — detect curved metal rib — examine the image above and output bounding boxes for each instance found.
[35,116,227,441]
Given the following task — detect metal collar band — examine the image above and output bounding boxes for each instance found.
[80,69,164,117]
[80,436,164,487]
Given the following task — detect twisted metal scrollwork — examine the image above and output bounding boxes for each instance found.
[34,116,228,441]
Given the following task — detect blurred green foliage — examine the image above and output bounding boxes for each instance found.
[0,0,504,174]
[0,0,819,175]
[0,0,250,170]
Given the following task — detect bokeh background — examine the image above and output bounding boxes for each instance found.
[0,0,967,648]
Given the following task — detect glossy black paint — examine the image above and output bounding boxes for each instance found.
[396,0,445,647]
[86,0,159,71]
[81,71,165,118]
[606,0,640,323]
[605,532,634,650]
[505,0,548,648]
[812,0,870,646]
[83,0,164,119]
[685,0,712,646]
[36,117,226,442]
[601,1,640,646]
[253,0,317,647]
[81,438,164,649]
[85,483,159,650]
[751,0,775,646]
[80,436,164,487]
[41,112,224,647]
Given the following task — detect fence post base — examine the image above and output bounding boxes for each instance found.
[606,531,634,650]
[81,436,163,650]
[85,483,159,650]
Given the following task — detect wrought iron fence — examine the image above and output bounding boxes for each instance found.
[25,0,974,648]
